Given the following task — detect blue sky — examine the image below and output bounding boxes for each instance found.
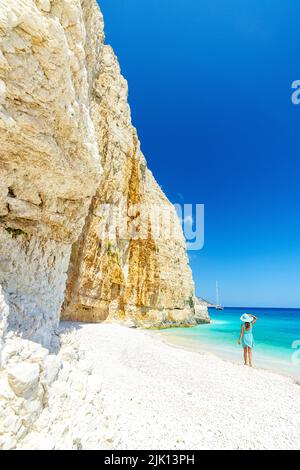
[98,0,300,308]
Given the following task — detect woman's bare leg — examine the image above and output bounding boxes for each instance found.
[248,347,253,367]
[243,347,248,365]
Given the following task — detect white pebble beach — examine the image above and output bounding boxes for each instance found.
[62,322,300,450]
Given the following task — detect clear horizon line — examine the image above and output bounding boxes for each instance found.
[212,305,300,310]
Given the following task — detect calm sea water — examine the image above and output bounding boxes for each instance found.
[161,307,300,377]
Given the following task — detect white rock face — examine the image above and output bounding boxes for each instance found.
[0,231,71,347]
[0,0,103,343]
[0,329,116,450]
[8,362,40,397]
[43,355,60,386]
[0,0,101,240]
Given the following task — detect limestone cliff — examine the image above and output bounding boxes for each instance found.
[0,0,208,346]
[0,0,102,346]
[0,0,208,450]
[62,38,203,327]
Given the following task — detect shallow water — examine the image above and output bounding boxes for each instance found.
[161,307,300,377]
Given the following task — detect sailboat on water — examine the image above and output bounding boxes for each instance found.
[215,281,224,310]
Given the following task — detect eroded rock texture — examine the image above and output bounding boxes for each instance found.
[0,0,208,343]
[0,0,102,345]
[0,327,117,450]
[62,40,206,327]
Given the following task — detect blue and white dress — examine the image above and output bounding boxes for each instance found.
[242,324,254,348]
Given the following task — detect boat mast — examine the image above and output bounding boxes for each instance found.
[216,281,219,307]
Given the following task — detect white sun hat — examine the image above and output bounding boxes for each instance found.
[240,313,254,323]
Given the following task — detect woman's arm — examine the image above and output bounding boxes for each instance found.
[252,314,259,325]
[238,324,244,344]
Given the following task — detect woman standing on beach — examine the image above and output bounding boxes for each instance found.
[238,313,259,367]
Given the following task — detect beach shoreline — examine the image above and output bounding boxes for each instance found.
[156,306,300,380]
[152,326,299,382]
[57,321,300,450]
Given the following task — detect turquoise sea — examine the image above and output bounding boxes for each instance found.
[161,308,300,377]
